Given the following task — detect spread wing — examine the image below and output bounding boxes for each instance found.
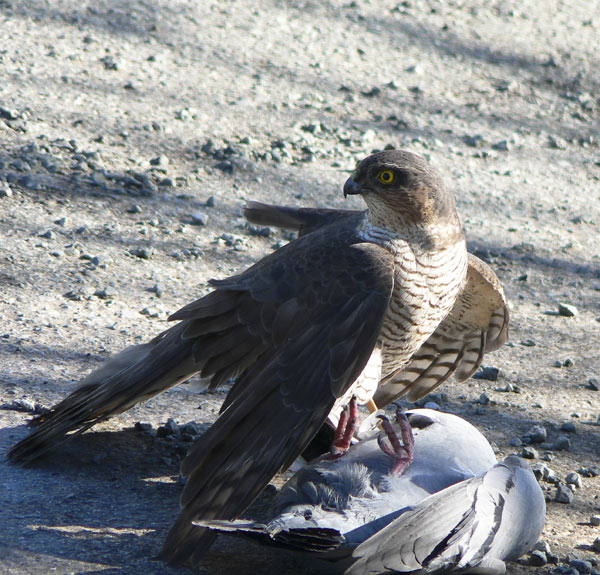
[348,460,528,575]
[374,253,509,404]
[160,221,395,564]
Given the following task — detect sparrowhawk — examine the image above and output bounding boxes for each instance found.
[8,149,508,565]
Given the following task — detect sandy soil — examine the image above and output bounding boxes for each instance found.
[0,1,599,573]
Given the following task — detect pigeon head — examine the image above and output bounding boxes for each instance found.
[344,150,461,232]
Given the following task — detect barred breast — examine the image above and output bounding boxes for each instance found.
[340,223,468,409]
[379,234,468,380]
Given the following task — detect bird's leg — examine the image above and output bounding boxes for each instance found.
[377,412,414,476]
[366,398,378,413]
[328,396,358,459]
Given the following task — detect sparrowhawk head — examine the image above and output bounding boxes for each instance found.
[343,150,459,229]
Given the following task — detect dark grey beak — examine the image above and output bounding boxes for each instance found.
[343,178,362,198]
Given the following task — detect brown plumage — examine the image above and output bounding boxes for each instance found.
[7,150,497,566]
[245,202,509,406]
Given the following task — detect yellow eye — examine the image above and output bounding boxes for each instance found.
[376,170,395,184]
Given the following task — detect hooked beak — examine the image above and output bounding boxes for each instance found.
[343,177,362,198]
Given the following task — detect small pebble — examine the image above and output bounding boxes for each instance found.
[464,134,484,147]
[529,550,548,566]
[495,383,515,392]
[553,436,571,451]
[0,182,13,197]
[214,160,234,173]
[247,225,271,238]
[533,542,559,564]
[492,139,510,151]
[561,421,576,433]
[63,290,83,301]
[94,288,113,300]
[423,401,440,410]
[532,463,550,481]
[0,106,19,120]
[548,134,567,149]
[180,422,200,436]
[157,418,179,437]
[533,540,551,554]
[190,211,209,226]
[478,392,490,405]
[521,446,538,459]
[473,366,499,381]
[558,302,578,317]
[586,378,599,391]
[130,247,152,259]
[570,559,592,574]
[405,64,424,74]
[583,466,600,477]
[525,424,547,444]
[593,537,600,552]
[565,472,582,488]
[555,484,574,504]
[551,569,580,575]
[134,421,153,432]
[590,515,600,526]
[150,155,169,168]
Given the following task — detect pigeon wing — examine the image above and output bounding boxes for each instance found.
[348,460,535,575]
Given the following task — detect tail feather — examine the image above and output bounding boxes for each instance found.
[192,518,345,553]
[8,322,197,464]
[243,201,362,237]
[8,285,269,464]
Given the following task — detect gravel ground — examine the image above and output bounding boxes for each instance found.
[1,1,599,574]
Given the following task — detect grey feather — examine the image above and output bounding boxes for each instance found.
[194,410,545,574]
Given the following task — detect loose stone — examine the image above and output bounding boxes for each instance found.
[529,550,548,566]
[558,302,578,317]
[473,366,499,381]
[555,484,574,504]
[553,436,571,451]
[525,425,547,444]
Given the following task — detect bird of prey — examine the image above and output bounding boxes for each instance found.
[8,149,507,564]
[244,201,509,405]
[196,408,545,575]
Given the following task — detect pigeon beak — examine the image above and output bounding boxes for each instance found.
[343,178,362,198]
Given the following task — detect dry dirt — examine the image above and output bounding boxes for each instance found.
[0,1,599,574]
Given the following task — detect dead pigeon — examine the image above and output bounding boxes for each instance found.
[196,408,545,575]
